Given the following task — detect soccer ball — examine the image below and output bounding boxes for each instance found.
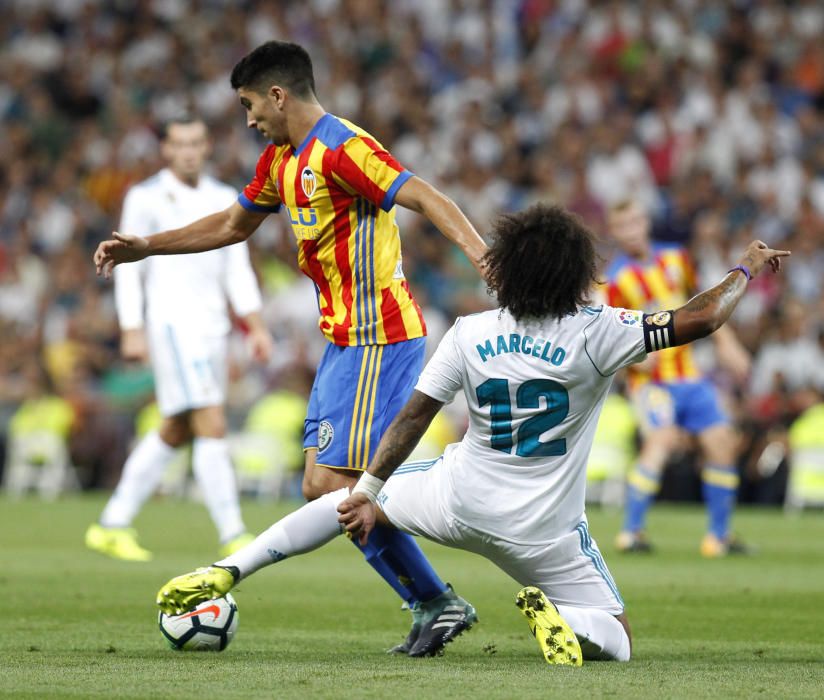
[158,594,239,651]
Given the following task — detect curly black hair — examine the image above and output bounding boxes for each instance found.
[483,203,601,321]
[230,41,316,99]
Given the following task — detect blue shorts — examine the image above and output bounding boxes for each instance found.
[635,378,727,434]
[304,337,426,470]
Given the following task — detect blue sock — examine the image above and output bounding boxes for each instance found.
[354,525,446,604]
[623,465,661,533]
[702,464,739,539]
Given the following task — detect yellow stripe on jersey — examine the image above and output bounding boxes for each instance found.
[348,347,373,469]
[361,345,384,466]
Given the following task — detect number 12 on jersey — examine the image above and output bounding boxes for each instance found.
[475,378,569,457]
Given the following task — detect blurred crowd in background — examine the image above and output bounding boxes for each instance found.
[2,0,824,505]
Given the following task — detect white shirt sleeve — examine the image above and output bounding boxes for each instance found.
[582,306,648,376]
[415,319,465,403]
[113,187,152,330]
[223,241,263,318]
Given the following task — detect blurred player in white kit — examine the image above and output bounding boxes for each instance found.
[86,116,273,561]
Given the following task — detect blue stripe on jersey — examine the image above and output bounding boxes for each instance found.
[354,199,364,344]
[576,522,624,606]
[298,113,356,154]
[368,204,377,343]
[238,192,281,213]
[381,169,413,211]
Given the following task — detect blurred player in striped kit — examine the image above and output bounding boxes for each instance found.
[94,41,487,656]
[604,199,751,557]
[86,116,273,561]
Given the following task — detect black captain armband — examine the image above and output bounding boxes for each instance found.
[643,310,675,352]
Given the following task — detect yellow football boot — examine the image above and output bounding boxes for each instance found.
[615,530,653,553]
[516,586,582,667]
[156,566,236,615]
[700,533,752,558]
[85,524,152,562]
[218,532,255,557]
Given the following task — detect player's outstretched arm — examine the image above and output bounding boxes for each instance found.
[670,240,790,347]
[394,176,489,279]
[93,202,269,278]
[338,390,443,544]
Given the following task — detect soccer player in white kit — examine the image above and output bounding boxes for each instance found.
[338,205,788,664]
[86,116,273,561]
[154,204,787,664]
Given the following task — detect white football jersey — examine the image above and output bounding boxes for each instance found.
[415,305,649,544]
[114,168,262,335]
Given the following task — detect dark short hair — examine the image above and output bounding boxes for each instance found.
[483,204,601,321]
[159,114,205,140]
[230,41,316,99]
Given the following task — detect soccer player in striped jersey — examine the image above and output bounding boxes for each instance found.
[604,200,753,557]
[95,41,487,656]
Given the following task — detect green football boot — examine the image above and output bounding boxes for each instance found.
[407,585,478,657]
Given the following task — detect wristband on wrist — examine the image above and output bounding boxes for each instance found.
[727,264,752,282]
[351,472,386,504]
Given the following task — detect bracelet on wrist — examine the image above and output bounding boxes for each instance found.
[727,264,752,282]
[351,472,386,504]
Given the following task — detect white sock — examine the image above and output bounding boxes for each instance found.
[215,487,349,579]
[100,432,176,528]
[192,437,246,543]
[556,604,632,662]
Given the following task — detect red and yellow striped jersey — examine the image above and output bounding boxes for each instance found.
[239,113,426,347]
[604,243,701,385]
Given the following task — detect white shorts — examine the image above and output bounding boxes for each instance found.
[379,457,624,615]
[148,324,227,417]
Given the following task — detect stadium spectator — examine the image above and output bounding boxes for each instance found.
[0,0,822,511]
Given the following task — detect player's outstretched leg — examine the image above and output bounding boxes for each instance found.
[407,584,478,657]
[156,486,348,615]
[156,565,237,615]
[516,586,582,667]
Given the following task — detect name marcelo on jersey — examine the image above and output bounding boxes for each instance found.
[475,333,567,366]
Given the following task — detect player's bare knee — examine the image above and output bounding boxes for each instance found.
[616,612,632,649]
[190,406,227,439]
[302,466,358,501]
[158,415,192,448]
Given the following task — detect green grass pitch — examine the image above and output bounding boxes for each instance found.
[2,495,823,699]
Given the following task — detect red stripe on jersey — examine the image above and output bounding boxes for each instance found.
[276,146,293,202]
[673,347,686,378]
[301,238,335,325]
[401,280,426,334]
[654,252,679,296]
[243,145,277,202]
[606,283,624,308]
[333,149,387,208]
[359,136,405,171]
[322,148,356,345]
[629,266,653,304]
[380,287,409,343]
